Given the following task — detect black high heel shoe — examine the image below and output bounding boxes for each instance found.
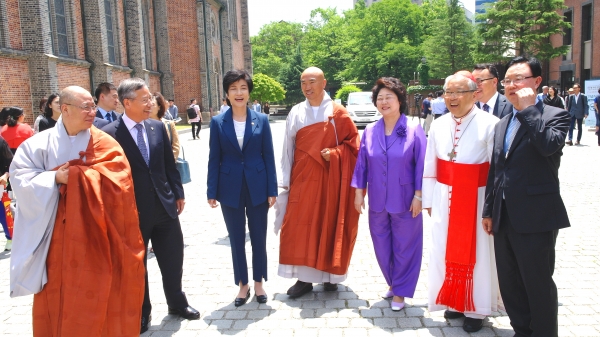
[256,292,268,304]
[235,288,251,307]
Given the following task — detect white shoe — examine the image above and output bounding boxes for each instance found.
[391,300,405,311]
[4,239,11,251]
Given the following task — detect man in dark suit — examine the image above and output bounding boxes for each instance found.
[566,83,589,145]
[473,63,513,118]
[95,82,121,122]
[92,116,109,129]
[102,78,199,334]
[482,56,570,337]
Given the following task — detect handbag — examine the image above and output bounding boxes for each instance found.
[167,123,191,184]
[176,148,191,184]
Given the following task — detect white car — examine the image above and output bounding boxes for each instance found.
[346,92,381,127]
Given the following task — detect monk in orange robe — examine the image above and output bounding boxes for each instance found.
[9,86,145,337]
[275,67,360,298]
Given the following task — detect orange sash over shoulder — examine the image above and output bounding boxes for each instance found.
[33,127,145,337]
[279,104,360,275]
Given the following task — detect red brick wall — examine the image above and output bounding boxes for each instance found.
[71,0,86,59]
[166,0,202,115]
[148,74,161,93]
[111,70,131,113]
[0,57,33,123]
[57,64,90,92]
[6,0,23,50]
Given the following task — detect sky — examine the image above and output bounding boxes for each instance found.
[247,0,476,37]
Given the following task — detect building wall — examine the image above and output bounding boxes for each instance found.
[0,0,251,124]
[0,56,33,123]
[548,0,599,94]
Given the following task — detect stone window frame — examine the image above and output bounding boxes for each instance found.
[141,0,154,70]
[0,0,9,48]
[48,0,76,58]
[104,0,119,64]
[228,0,238,40]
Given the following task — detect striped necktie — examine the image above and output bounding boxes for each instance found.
[134,124,149,165]
[503,113,521,156]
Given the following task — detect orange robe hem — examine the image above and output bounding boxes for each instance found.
[279,104,360,275]
[32,127,145,337]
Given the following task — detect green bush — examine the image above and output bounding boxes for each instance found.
[335,85,362,103]
[407,85,443,95]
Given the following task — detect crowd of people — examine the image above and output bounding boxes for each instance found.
[2,54,595,337]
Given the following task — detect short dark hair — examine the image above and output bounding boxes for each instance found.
[94,82,117,101]
[223,70,253,106]
[0,106,24,127]
[190,98,196,104]
[168,99,174,102]
[505,56,542,78]
[153,92,167,119]
[371,77,407,114]
[38,97,48,112]
[44,93,60,118]
[427,93,433,98]
[436,90,444,97]
[473,63,499,79]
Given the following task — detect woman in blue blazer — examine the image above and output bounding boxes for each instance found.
[207,70,277,306]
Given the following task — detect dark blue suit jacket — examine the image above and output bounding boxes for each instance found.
[483,101,570,233]
[207,108,277,208]
[477,93,513,118]
[102,117,184,226]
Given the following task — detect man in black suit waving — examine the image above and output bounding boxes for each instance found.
[482,56,570,337]
[473,63,513,118]
[102,78,199,333]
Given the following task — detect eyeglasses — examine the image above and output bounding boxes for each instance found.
[476,77,495,84]
[500,76,534,87]
[443,90,474,98]
[64,103,97,112]
[128,96,153,105]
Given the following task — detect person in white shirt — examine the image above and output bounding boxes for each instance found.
[430,91,447,119]
[252,100,262,113]
[219,99,229,114]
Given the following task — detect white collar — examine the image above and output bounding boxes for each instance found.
[122,113,146,132]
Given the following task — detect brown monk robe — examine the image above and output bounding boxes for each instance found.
[33,127,145,337]
[279,104,360,275]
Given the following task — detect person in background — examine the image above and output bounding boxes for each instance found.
[0,135,13,251]
[264,102,270,115]
[188,99,202,140]
[595,88,600,146]
[351,77,426,312]
[543,86,565,109]
[0,107,34,153]
[94,82,120,122]
[151,92,180,161]
[220,98,229,114]
[565,88,574,111]
[38,93,61,133]
[422,93,433,135]
[252,100,262,113]
[431,91,447,119]
[566,83,588,145]
[207,70,277,306]
[167,99,178,120]
[33,97,48,134]
[537,85,548,101]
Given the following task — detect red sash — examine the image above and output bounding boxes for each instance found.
[435,158,489,312]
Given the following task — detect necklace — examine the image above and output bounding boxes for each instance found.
[447,110,476,161]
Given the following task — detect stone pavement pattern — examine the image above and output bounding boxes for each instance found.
[1,120,599,337]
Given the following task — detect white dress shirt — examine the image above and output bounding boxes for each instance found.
[122,113,150,162]
[481,91,499,114]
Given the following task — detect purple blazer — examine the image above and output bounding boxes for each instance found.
[351,114,426,213]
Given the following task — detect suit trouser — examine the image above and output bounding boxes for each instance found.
[568,116,583,142]
[494,202,559,337]
[221,177,269,285]
[141,193,188,317]
[423,114,433,136]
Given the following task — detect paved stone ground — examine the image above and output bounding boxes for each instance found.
[1,120,598,336]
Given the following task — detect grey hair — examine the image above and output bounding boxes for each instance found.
[443,74,478,91]
[118,78,147,104]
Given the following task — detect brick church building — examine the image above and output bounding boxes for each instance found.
[0,0,252,123]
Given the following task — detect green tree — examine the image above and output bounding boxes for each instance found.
[302,8,351,93]
[474,0,570,63]
[335,85,361,103]
[250,73,286,103]
[342,0,425,85]
[250,21,305,78]
[278,46,306,105]
[423,0,474,78]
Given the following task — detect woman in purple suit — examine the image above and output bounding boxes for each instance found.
[351,77,426,311]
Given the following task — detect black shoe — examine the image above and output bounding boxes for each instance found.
[140,314,151,334]
[167,306,200,320]
[463,317,484,332]
[323,282,338,291]
[566,140,573,145]
[256,293,268,303]
[443,310,465,319]
[286,280,313,298]
[235,288,251,307]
